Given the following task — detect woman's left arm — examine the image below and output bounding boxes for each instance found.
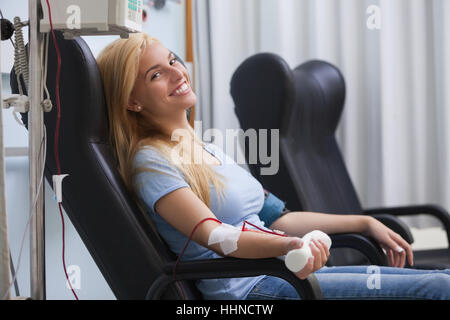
[362,216,414,268]
[270,211,413,268]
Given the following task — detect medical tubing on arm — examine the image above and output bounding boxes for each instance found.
[241,220,288,236]
[173,218,222,298]
[173,218,287,299]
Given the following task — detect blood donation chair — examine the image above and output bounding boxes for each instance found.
[10,32,323,299]
[231,53,450,269]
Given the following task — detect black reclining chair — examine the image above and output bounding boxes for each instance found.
[10,32,323,300]
[231,53,386,267]
[231,53,450,269]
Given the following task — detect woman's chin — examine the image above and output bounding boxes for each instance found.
[169,92,197,110]
[182,94,197,109]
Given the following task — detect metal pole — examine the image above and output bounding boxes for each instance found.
[0,20,12,300]
[28,0,46,300]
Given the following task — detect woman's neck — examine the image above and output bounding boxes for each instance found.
[139,111,194,141]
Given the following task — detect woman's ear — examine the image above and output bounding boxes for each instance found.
[127,97,143,113]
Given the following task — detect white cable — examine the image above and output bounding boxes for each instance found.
[40,34,51,101]
[1,126,47,300]
[40,35,45,98]
[12,111,25,127]
[13,17,28,95]
[43,34,50,101]
[40,33,52,112]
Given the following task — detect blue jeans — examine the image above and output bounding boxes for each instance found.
[246,266,450,300]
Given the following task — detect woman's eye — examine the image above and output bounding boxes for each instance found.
[151,72,161,80]
[150,59,177,80]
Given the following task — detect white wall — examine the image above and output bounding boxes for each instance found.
[1,0,186,300]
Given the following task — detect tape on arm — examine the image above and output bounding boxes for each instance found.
[207,223,242,255]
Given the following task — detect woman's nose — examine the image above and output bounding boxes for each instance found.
[170,66,185,82]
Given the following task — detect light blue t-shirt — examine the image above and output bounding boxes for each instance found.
[132,142,268,300]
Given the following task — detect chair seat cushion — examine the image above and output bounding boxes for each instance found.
[413,248,450,270]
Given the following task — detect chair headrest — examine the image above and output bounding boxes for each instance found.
[290,60,346,137]
[230,53,295,131]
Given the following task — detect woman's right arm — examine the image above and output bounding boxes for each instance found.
[154,187,329,279]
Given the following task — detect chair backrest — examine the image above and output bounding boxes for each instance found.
[10,31,200,299]
[232,54,363,215]
[230,53,303,211]
[281,60,363,214]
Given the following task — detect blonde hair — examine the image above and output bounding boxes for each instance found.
[96,33,226,209]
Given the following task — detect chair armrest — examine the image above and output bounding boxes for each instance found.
[330,233,388,266]
[363,204,450,243]
[146,257,323,300]
[365,214,414,244]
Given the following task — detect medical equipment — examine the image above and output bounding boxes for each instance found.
[3,95,30,114]
[285,230,332,273]
[0,0,143,300]
[0,18,12,301]
[14,17,29,93]
[0,18,14,41]
[174,217,287,299]
[40,0,143,39]
[148,0,182,10]
[208,223,242,255]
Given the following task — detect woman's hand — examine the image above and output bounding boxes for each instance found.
[284,237,330,280]
[363,217,414,268]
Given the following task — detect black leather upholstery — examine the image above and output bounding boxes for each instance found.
[231,53,302,212]
[231,53,450,269]
[282,60,362,215]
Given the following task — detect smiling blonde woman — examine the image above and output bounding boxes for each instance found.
[96,33,450,300]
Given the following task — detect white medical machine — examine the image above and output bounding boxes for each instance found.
[40,0,143,38]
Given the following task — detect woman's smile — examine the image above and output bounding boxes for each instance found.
[170,81,191,97]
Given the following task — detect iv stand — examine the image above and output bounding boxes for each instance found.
[0,16,12,301]
[28,0,45,300]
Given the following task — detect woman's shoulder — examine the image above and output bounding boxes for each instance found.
[203,142,223,155]
[133,145,172,168]
[135,145,161,159]
[203,142,234,165]
[136,144,161,155]
[133,145,188,183]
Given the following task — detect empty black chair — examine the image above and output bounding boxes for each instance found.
[10,32,323,299]
[231,53,450,269]
[285,59,450,269]
[231,53,387,267]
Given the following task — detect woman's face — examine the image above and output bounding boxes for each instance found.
[128,41,196,119]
